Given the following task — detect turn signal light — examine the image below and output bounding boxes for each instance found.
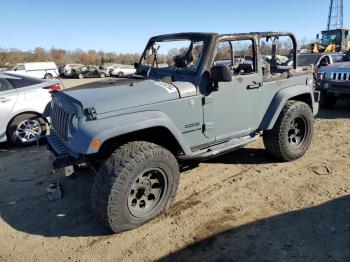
[91,139,101,149]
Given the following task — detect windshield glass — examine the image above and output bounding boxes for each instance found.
[140,39,205,73]
[322,32,340,46]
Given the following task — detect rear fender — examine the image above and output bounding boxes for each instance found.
[260,85,318,130]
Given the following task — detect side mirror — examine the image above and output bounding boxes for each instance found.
[211,65,232,83]
[134,63,139,69]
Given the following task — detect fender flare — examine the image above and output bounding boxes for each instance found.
[259,85,316,130]
[69,111,192,155]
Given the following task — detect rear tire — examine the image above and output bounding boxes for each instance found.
[319,92,337,109]
[99,72,106,78]
[6,113,47,146]
[263,100,314,162]
[91,141,179,233]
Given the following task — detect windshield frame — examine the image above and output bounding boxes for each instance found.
[138,33,216,77]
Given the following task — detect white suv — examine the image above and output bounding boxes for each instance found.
[0,73,61,146]
[110,65,136,77]
[62,64,84,77]
[6,62,59,79]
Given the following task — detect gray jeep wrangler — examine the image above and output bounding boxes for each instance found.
[46,32,319,233]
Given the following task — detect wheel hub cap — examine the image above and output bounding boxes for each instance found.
[15,119,42,143]
[128,168,167,218]
[288,117,307,147]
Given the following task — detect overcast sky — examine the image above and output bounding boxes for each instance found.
[1,0,349,53]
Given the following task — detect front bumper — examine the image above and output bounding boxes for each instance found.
[317,81,350,97]
[47,131,84,170]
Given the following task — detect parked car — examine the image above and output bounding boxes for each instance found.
[47,31,319,233]
[110,64,136,77]
[0,72,61,146]
[58,65,65,77]
[5,62,59,79]
[316,61,350,108]
[282,53,344,73]
[62,64,84,77]
[98,62,122,77]
[71,65,107,79]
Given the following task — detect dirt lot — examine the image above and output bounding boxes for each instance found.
[59,77,114,89]
[1,79,350,261]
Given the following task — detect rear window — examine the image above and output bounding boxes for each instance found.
[6,74,43,88]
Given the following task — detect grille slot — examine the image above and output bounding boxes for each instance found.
[51,100,70,142]
[331,72,350,82]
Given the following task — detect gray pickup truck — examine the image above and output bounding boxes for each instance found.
[46,32,319,233]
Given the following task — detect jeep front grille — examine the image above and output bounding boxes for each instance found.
[51,101,70,142]
[331,72,350,81]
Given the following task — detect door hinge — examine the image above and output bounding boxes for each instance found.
[202,97,214,105]
[203,122,215,131]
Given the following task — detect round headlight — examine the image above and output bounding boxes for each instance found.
[68,115,78,137]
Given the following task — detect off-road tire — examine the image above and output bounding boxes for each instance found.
[91,141,179,233]
[7,113,47,146]
[263,100,314,162]
[319,92,336,109]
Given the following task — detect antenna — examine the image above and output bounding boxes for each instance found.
[327,0,343,30]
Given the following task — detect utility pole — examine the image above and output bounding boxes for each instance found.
[327,0,343,30]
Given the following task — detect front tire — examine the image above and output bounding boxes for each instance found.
[7,113,47,146]
[117,71,124,78]
[91,141,179,233]
[99,72,106,78]
[78,73,84,79]
[263,100,314,162]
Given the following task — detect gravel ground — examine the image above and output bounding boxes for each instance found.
[0,79,350,262]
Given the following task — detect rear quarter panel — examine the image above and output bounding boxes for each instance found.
[9,88,51,120]
[259,75,316,130]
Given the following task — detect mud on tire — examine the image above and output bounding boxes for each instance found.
[91,141,180,233]
[263,100,314,162]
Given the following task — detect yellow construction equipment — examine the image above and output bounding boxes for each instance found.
[312,29,349,54]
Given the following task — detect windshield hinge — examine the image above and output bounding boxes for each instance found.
[85,107,97,121]
[202,97,214,105]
